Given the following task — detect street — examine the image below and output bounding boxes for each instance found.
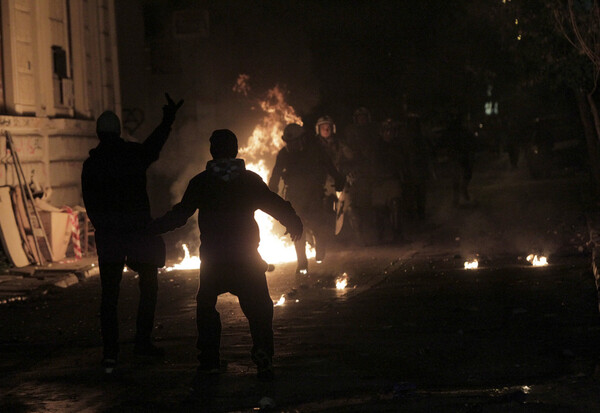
[1,154,599,412]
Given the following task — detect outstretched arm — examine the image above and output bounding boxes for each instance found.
[142,93,184,165]
[149,176,199,235]
[254,174,303,241]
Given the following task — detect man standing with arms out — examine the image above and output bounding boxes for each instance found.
[149,129,303,382]
[81,93,183,374]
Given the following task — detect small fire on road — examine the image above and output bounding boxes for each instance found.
[274,294,286,306]
[336,273,349,289]
[526,254,548,266]
[464,259,479,270]
[165,244,200,271]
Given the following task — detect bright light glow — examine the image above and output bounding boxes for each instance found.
[237,76,303,160]
[526,254,548,266]
[521,385,531,394]
[165,244,201,271]
[274,294,286,306]
[336,273,349,289]
[246,160,315,263]
[167,77,314,271]
[464,259,479,269]
[234,76,314,264]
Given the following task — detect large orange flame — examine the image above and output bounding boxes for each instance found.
[166,75,312,271]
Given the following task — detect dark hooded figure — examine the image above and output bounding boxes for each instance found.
[149,129,303,382]
[81,93,183,374]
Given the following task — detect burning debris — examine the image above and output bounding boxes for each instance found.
[336,273,349,289]
[165,244,200,271]
[274,294,286,306]
[464,259,479,270]
[526,254,548,266]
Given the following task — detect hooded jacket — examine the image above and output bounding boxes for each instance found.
[150,158,302,262]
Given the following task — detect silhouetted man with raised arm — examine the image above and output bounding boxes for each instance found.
[81,93,183,374]
[149,129,303,382]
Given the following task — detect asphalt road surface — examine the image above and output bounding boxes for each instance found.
[1,154,599,412]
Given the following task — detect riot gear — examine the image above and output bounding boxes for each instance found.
[315,115,337,135]
[269,124,345,273]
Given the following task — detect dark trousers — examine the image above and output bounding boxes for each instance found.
[196,260,273,366]
[99,261,158,359]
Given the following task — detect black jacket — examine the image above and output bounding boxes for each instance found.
[150,158,302,262]
[268,137,345,201]
[81,122,172,265]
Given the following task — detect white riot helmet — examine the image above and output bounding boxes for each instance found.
[315,115,336,135]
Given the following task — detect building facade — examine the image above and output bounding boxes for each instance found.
[0,0,120,206]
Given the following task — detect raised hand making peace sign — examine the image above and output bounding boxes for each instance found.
[162,93,184,125]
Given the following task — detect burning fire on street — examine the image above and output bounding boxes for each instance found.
[336,273,349,289]
[166,75,313,271]
[526,254,548,266]
[274,294,286,306]
[464,259,479,270]
[238,74,315,264]
[165,244,200,271]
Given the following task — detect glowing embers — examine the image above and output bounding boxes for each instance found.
[464,259,479,270]
[526,254,548,266]
[165,244,200,271]
[336,272,349,290]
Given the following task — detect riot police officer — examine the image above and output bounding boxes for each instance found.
[269,123,345,273]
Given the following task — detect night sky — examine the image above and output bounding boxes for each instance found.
[135,0,513,130]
